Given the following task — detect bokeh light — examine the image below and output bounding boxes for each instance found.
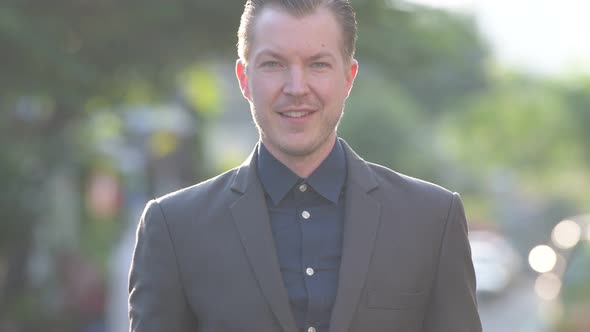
[552,219,581,249]
[534,273,562,300]
[528,245,557,273]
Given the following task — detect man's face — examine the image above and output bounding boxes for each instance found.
[236,6,358,163]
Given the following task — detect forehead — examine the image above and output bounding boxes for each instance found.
[249,6,343,60]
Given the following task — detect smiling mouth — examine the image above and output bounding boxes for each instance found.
[281,111,313,118]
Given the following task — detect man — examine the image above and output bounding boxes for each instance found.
[128,0,482,331]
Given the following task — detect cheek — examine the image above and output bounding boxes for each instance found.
[250,75,282,100]
[314,77,347,101]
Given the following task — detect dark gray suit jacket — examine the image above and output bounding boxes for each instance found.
[129,139,481,332]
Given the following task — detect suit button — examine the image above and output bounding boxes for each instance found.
[306,267,315,276]
[301,210,311,219]
[307,327,316,332]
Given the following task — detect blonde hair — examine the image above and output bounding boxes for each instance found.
[237,0,357,63]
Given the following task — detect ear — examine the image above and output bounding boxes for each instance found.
[344,59,359,98]
[236,59,252,101]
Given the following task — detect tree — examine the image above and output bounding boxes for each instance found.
[355,0,489,113]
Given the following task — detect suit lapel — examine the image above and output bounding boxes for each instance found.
[329,140,382,332]
[229,148,298,332]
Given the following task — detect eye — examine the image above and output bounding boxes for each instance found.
[261,61,282,68]
[311,62,330,69]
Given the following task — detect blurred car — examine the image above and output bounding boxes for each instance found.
[469,230,522,298]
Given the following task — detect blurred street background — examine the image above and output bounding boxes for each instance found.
[1,1,589,331]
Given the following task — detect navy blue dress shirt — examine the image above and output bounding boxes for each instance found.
[257,141,347,332]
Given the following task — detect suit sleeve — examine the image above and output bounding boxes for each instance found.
[422,193,482,332]
[128,199,196,332]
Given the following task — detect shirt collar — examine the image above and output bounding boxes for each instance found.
[257,140,347,205]
[306,140,346,203]
[257,143,299,205]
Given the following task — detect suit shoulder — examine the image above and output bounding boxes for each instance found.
[365,162,462,226]
[153,166,239,208]
[366,162,455,199]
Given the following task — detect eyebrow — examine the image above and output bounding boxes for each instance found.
[307,52,336,62]
[254,50,286,62]
[254,49,337,62]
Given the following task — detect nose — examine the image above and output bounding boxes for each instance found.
[282,66,309,97]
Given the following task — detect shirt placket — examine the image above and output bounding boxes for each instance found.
[297,182,319,332]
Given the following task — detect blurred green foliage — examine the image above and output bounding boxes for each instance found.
[354,0,488,111]
[0,0,241,101]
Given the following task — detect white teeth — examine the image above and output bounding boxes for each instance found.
[283,111,309,118]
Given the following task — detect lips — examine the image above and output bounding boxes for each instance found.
[277,106,318,118]
[282,110,313,118]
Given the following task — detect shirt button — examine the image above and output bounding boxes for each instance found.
[306,267,315,276]
[307,327,316,332]
[298,183,308,192]
[301,210,311,219]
